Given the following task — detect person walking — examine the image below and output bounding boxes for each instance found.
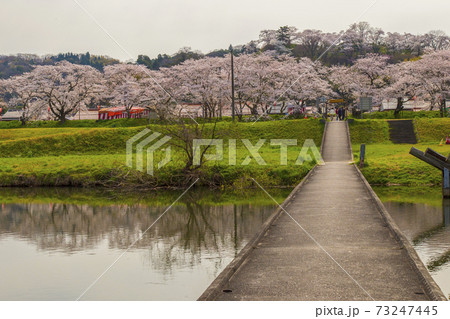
[339,107,345,121]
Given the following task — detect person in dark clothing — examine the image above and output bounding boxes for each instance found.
[339,107,345,120]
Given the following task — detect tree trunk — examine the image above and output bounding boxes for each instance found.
[59,109,66,123]
[394,97,403,118]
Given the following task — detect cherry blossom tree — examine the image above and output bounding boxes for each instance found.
[293,29,333,59]
[226,54,332,117]
[351,53,390,104]
[234,54,282,115]
[1,74,44,122]
[384,62,421,116]
[139,68,182,120]
[341,22,374,56]
[2,62,103,123]
[258,29,278,48]
[104,64,152,118]
[327,65,360,107]
[412,49,450,114]
[423,30,450,51]
[385,32,424,56]
[279,56,332,109]
[29,61,104,122]
[170,57,229,119]
[384,49,450,116]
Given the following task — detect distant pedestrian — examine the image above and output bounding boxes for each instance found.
[340,107,346,121]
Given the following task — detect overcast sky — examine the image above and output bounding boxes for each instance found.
[1,0,449,61]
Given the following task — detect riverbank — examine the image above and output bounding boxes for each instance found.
[0,119,323,188]
[349,118,450,186]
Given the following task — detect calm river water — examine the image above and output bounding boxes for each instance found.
[0,187,290,300]
[375,186,450,299]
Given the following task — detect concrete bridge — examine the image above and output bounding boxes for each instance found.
[199,121,447,301]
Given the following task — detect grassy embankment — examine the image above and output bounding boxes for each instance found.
[349,118,450,185]
[0,119,324,188]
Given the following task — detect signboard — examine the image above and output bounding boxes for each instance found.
[359,97,372,111]
[329,99,344,103]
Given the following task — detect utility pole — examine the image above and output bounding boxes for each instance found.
[229,44,235,121]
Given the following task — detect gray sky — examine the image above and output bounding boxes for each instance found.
[1,0,449,61]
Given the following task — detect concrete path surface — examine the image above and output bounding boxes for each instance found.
[202,121,442,301]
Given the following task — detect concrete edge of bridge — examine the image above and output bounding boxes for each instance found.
[319,121,328,156]
[345,121,354,162]
[197,164,319,301]
[347,120,444,301]
[353,164,448,301]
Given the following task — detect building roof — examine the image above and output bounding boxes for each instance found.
[0,110,22,121]
[70,110,99,120]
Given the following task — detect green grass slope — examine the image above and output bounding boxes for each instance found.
[349,119,450,186]
[0,119,324,188]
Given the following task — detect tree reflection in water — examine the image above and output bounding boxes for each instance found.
[0,188,283,275]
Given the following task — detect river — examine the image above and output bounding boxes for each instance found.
[375,186,450,299]
[0,187,290,300]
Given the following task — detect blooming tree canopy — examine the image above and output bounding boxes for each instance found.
[104,64,154,118]
[1,73,43,121]
[3,62,103,122]
[171,57,229,119]
[351,53,390,104]
[413,50,450,110]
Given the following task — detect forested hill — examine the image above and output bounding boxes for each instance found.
[0,53,119,79]
[1,22,449,78]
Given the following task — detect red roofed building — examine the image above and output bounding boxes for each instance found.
[98,106,150,120]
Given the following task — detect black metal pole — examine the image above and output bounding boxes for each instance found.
[230,45,235,122]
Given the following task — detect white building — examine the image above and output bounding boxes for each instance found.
[70,110,99,120]
[0,110,22,121]
[380,99,429,111]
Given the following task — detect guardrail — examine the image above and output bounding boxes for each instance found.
[410,147,450,198]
